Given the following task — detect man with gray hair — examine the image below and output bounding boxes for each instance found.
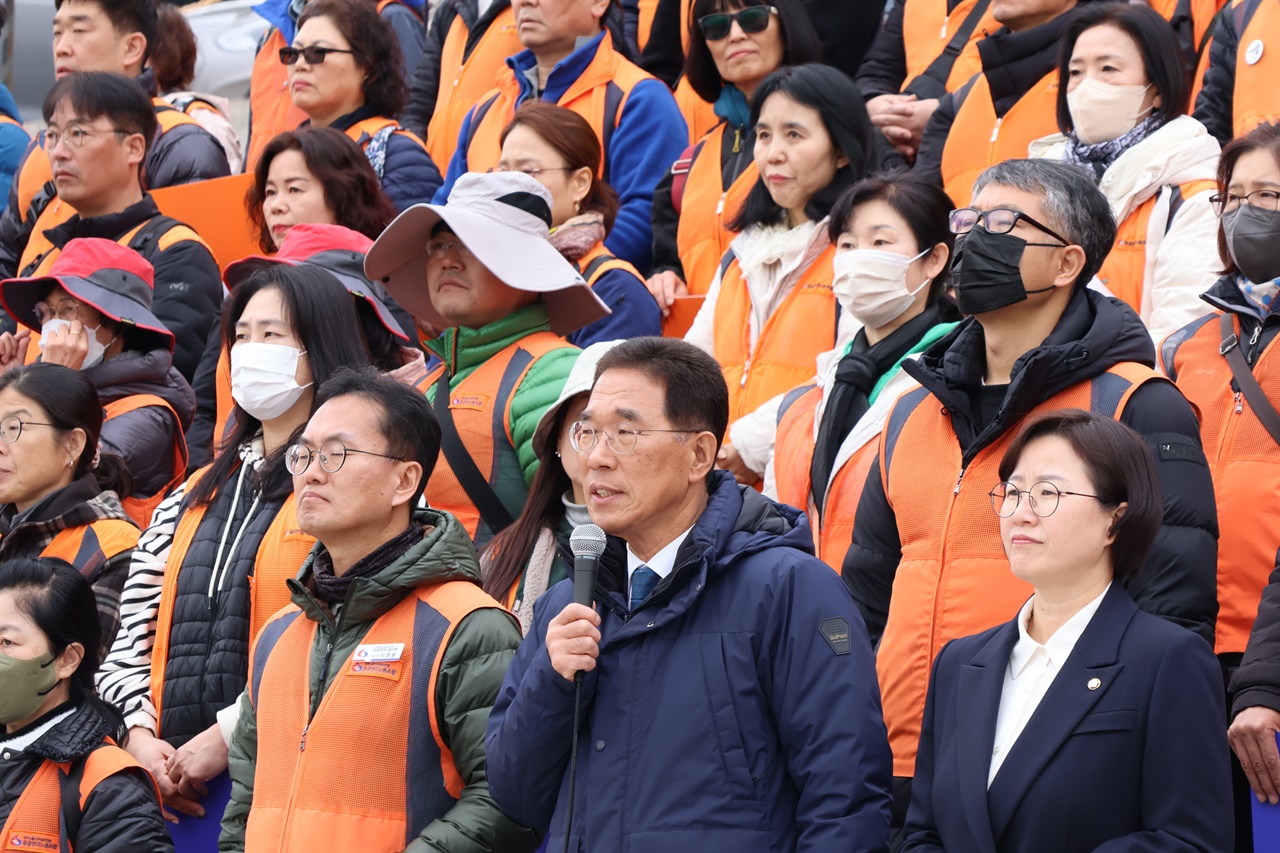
[841,157,1218,838]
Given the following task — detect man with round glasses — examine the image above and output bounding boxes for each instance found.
[841,157,1218,838]
[221,367,538,852]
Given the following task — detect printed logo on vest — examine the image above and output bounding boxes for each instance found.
[820,617,851,656]
[353,642,404,662]
[350,660,404,681]
[450,394,490,411]
[7,831,60,851]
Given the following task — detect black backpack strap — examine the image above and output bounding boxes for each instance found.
[1221,312,1280,445]
[600,81,625,186]
[57,756,89,851]
[906,0,992,101]
[432,371,515,533]
[124,215,181,256]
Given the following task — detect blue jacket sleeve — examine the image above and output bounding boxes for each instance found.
[758,556,893,853]
[0,122,31,196]
[566,266,661,347]
[433,106,475,204]
[601,78,687,272]
[484,584,593,832]
[381,132,443,212]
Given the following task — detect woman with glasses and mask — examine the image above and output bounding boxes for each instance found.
[285,0,441,212]
[0,363,139,657]
[646,0,822,321]
[97,265,373,851]
[902,409,1232,853]
[1161,120,1280,850]
[1029,3,1221,344]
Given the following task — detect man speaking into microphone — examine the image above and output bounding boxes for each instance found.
[485,338,893,852]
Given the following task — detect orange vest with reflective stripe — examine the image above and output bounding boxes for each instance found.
[463,37,655,178]
[427,5,521,170]
[1164,311,1280,654]
[19,206,208,285]
[345,115,429,158]
[1096,179,1218,314]
[1,742,156,853]
[149,467,313,736]
[39,518,140,582]
[103,395,189,529]
[424,333,574,543]
[676,123,758,295]
[873,361,1162,777]
[1232,0,1280,137]
[576,241,641,287]
[243,581,509,852]
[712,243,838,423]
[941,72,1060,208]
[901,0,993,92]
[247,28,310,170]
[773,385,877,571]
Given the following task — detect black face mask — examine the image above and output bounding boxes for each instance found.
[952,227,1057,316]
[1225,205,1280,284]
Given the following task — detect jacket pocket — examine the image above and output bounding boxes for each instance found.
[1073,708,1139,734]
[698,634,759,803]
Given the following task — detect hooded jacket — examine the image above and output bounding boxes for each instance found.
[486,472,894,852]
[0,703,172,853]
[220,508,537,853]
[88,349,196,501]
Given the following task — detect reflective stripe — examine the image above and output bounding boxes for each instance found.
[405,599,455,842]
[250,609,302,709]
[881,385,930,486]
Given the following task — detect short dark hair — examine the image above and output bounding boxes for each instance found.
[997,409,1162,582]
[55,0,158,65]
[0,557,130,741]
[828,173,957,303]
[314,366,440,507]
[1216,121,1280,276]
[43,71,159,162]
[729,64,875,232]
[594,337,729,485]
[684,0,823,103]
[150,1,197,92]
[297,0,407,118]
[972,158,1117,289]
[1055,2,1190,137]
[247,126,398,253]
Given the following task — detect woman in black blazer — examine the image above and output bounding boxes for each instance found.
[902,409,1232,853]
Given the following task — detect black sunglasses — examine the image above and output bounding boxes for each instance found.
[279,45,356,65]
[697,5,776,41]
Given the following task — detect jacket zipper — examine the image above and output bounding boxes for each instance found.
[740,358,751,388]
[989,116,1003,144]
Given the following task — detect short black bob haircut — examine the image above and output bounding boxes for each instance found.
[683,0,822,104]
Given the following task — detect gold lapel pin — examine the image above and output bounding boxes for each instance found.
[1087,677,1101,691]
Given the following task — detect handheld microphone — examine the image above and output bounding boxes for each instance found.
[570,523,606,607]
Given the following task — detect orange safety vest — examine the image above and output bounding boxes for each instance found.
[39,518,140,582]
[0,741,157,853]
[462,36,655,178]
[1096,179,1218,314]
[1164,311,1280,655]
[1232,0,1280,137]
[673,76,720,147]
[575,240,642,289]
[247,28,311,171]
[941,71,1060,208]
[424,333,575,542]
[712,243,838,423]
[427,5,521,170]
[772,384,877,571]
[243,580,509,852]
[672,123,758,295]
[901,0,994,93]
[102,395,189,529]
[874,361,1163,777]
[148,467,313,736]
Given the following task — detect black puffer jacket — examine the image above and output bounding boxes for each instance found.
[843,287,1220,647]
[1231,553,1280,717]
[88,349,196,501]
[1192,0,1264,146]
[0,703,172,853]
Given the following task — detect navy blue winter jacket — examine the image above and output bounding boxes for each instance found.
[486,471,893,852]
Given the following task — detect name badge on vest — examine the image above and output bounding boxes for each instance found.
[6,831,59,851]
[353,642,404,662]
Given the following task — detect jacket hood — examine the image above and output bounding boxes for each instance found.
[905,288,1155,457]
[293,507,483,624]
[21,702,118,763]
[85,349,197,430]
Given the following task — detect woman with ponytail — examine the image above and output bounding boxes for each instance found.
[0,363,140,658]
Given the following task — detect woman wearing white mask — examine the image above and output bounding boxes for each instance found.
[762,175,959,570]
[97,264,373,849]
[1029,2,1221,345]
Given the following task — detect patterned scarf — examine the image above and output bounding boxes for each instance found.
[1238,274,1280,316]
[1063,114,1164,178]
[548,211,607,262]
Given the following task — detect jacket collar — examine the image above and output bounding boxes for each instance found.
[506,31,608,104]
[427,302,553,377]
[1,702,116,763]
[312,105,379,134]
[0,474,123,540]
[44,195,161,250]
[977,7,1078,112]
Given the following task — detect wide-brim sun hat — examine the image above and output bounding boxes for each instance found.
[0,236,174,351]
[531,339,626,458]
[223,223,411,343]
[364,172,610,337]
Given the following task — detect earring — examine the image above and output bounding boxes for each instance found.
[574,199,581,214]
[554,451,562,458]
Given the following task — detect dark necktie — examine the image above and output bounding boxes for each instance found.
[630,565,660,611]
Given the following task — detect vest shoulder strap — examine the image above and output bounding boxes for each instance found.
[717,248,737,281]
[776,383,817,425]
[122,215,207,256]
[670,138,708,216]
[909,0,993,99]
[463,91,503,158]
[166,94,219,116]
[1163,179,1217,235]
[152,101,200,132]
[1220,311,1280,444]
[1160,312,1216,382]
[600,81,627,185]
[880,385,933,487]
[249,607,304,709]
[580,252,630,285]
[59,742,154,844]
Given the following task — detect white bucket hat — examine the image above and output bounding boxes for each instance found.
[532,339,625,457]
[364,172,610,336]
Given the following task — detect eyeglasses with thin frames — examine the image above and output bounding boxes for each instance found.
[279,45,356,65]
[0,416,59,444]
[570,422,707,455]
[32,297,82,325]
[44,127,128,150]
[425,239,475,260]
[1209,189,1280,216]
[285,441,403,475]
[989,481,1103,518]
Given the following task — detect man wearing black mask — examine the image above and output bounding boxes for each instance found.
[841,157,1218,842]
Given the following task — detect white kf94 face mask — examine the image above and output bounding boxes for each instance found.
[41,318,109,370]
[1066,77,1155,145]
[230,342,312,421]
[831,248,931,329]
